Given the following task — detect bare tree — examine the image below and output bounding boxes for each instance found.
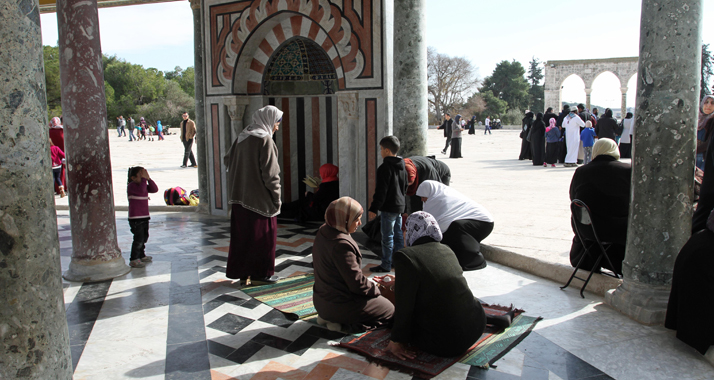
[428,47,480,122]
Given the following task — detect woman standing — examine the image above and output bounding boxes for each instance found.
[530,112,546,166]
[619,112,634,159]
[224,105,283,285]
[49,117,66,195]
[519,112,534,160]
[696,95,714,170]
[544,118,561,167]
[450,114,464,158]
[468,116,476,135]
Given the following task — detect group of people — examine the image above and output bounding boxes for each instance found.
[117,115,166,142]
[519,105,635,167]
[437,113,495,159]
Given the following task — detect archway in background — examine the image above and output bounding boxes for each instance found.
[590,71,622,115]
[626,74,638,115]
[561,74,585,109]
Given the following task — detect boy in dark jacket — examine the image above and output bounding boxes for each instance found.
[368,136,408,272]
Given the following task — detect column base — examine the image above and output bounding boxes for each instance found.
[63,256,131,283]
[604,278,671,325]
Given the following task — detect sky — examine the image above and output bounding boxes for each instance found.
[40,0,713,110]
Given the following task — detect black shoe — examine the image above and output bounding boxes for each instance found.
[369,265,390,273]
[180,165,187,168]
[252,275,280,284]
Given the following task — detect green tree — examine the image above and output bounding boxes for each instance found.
[165,66,196,97]
[527,57,544,113]
[702,44,713,101]
[480,60,529,112]
[103,60,166,118]
[43,46,63,119]
[479,91,508,119]
[136,81,195,129]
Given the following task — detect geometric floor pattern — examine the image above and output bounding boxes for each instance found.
[59,211,617,380]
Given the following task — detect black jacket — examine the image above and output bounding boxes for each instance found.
[594,116,620,140]
[438,119,454,138]
[309,180,340,220]
[369,156,408,214]
[405,156,451,213]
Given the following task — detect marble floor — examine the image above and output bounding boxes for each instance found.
[57,211,714,380]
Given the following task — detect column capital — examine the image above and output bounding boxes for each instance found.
[584,88,593,95]
[189,0,201,10]
[224,97,250,121]
[620,87,629,94]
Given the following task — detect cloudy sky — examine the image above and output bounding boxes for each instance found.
[40,0,713,110]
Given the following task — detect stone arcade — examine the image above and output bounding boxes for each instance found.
[0,0,705,377]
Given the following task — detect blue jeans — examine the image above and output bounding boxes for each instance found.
[696,153,705,171]
[380,212,403,269]
[128,128,135,141]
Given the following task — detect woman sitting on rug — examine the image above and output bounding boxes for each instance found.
[386,212,487,359]
[312,197,394,332]
[415,181,494,270]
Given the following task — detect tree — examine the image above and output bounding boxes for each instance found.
[480,60,529,112]
[702,44,713,101]
[103,60,166,115]
[454,93,487,119]
[165,66,195,97]
[427,47,480,121]
[527,57,544,113]
[479,91,508,120]
[43,46,62,119]
[137,81,195,128]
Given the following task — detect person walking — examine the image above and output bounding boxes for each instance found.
[484,116,492,135]
[127,116,136,141]
[179,112,197,168]
[450,115,464,159]
[438,113,453,155]
[468,116,476,135]
[519,112,534,160]
[156,120,164,141]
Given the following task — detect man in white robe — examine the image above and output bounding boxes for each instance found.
[563,111,585,167]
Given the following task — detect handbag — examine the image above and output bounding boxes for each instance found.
[526,127,533,142]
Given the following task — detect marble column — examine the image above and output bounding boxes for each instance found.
[58,0,130,282]
[337,92,360,210]
[620,87,628,117]
[605,0,702,325]
[584,88,592,110]
[0,1,73,378]
[191,0,210,213]
[393,0,427,157]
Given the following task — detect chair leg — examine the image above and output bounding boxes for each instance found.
[561,245,589,293]
[579,254,605,298]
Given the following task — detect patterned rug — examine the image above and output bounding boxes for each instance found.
[338,305,542,379]
[241,274,317,320]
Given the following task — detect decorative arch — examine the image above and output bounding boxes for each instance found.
[262,37,338,95]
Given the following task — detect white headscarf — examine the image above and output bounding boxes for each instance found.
[592,138,620,160]
[405,211,442,247]
[416,180,494,232]
[236,105,283,144]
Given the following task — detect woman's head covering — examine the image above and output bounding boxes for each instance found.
[535,112,544,121]
[603,108,613,118]
[525,111,534,119]
[405,211,442,247]
[416,180,493,232]
[625,112,633,119]
[157,120,162,127]
[237,105,284,145]
[548,118,556,128]
[699,95,714,131]
[319,163,339,183]
[404,158,419,195]
[49,117,62,129]
[592,138,620,160]
[454,114,462,124]
[324,197,363,234]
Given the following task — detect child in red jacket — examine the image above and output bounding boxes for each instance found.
[50,139,66,197]
[127,166,159,268]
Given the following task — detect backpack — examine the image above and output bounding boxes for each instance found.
[164,187,190,205]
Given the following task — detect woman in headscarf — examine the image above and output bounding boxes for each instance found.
[544,117,561,167]
[518,112,534,160]
[530,112,546,166]
[279,163,340,222]
[49,116,66,195]
[224,105,283,285]
[403,156,451,215]
[568,138,631,275]
[563,109,585,167]
[619,112,635,159]
[312,197,394,332]
[416,180,494,270]
[468,115,476,135]
[665,209,714,357]
[594,108,620,141]
[385,211,486,359]
[696,95,714,170]
[450,114,464,159]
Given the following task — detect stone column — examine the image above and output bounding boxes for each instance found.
[393,0,427,157]
[337,91,360,206]
[224,97,250,143]
[58,0,130,282]
[191,0,210,213]
[584,88,593,110]
[620,87,628,117]
[0,1,73,378]
[605,0,702,325]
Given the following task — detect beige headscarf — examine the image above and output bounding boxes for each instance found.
[236,105,283,145]
[324,197,363,234]
[592,138,620,160]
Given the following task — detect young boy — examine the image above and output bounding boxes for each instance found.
[127,166,159,268]
[368,136,408,273]
[580,121,597,165]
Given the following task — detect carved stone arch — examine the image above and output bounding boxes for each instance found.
[261,36,338,95]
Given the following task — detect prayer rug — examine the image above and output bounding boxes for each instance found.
[241,274,317,320]
[337,304,542,379]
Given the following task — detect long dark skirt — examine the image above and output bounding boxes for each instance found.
[226,204,277,280]
[620,143,632,159]
[531,133,546,165]
[518,138,531,160]
[664,229,714,354]
[545,143,559,164]
[450,138,463,158]
[557,139,567,163]
[441,219,494,270]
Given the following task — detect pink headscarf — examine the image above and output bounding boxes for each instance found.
[546,118,556,132]
[49,117,62,129]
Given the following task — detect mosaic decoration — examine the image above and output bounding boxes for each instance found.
[265,38,337,82]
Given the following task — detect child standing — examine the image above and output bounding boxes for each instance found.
[127,166,159,268]
[368,136,408,273]
[580,121,597,165]
[50,139,66,197]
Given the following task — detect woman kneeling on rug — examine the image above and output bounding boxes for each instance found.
[416,181,494,270]
[312,197,394,332]
[387,212,486,359]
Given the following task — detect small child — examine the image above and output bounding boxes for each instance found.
[127,166,159,268]
[148,125,155,141]
[580,121,597,165]
[368,136,408,273]
[50,139,66,197]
